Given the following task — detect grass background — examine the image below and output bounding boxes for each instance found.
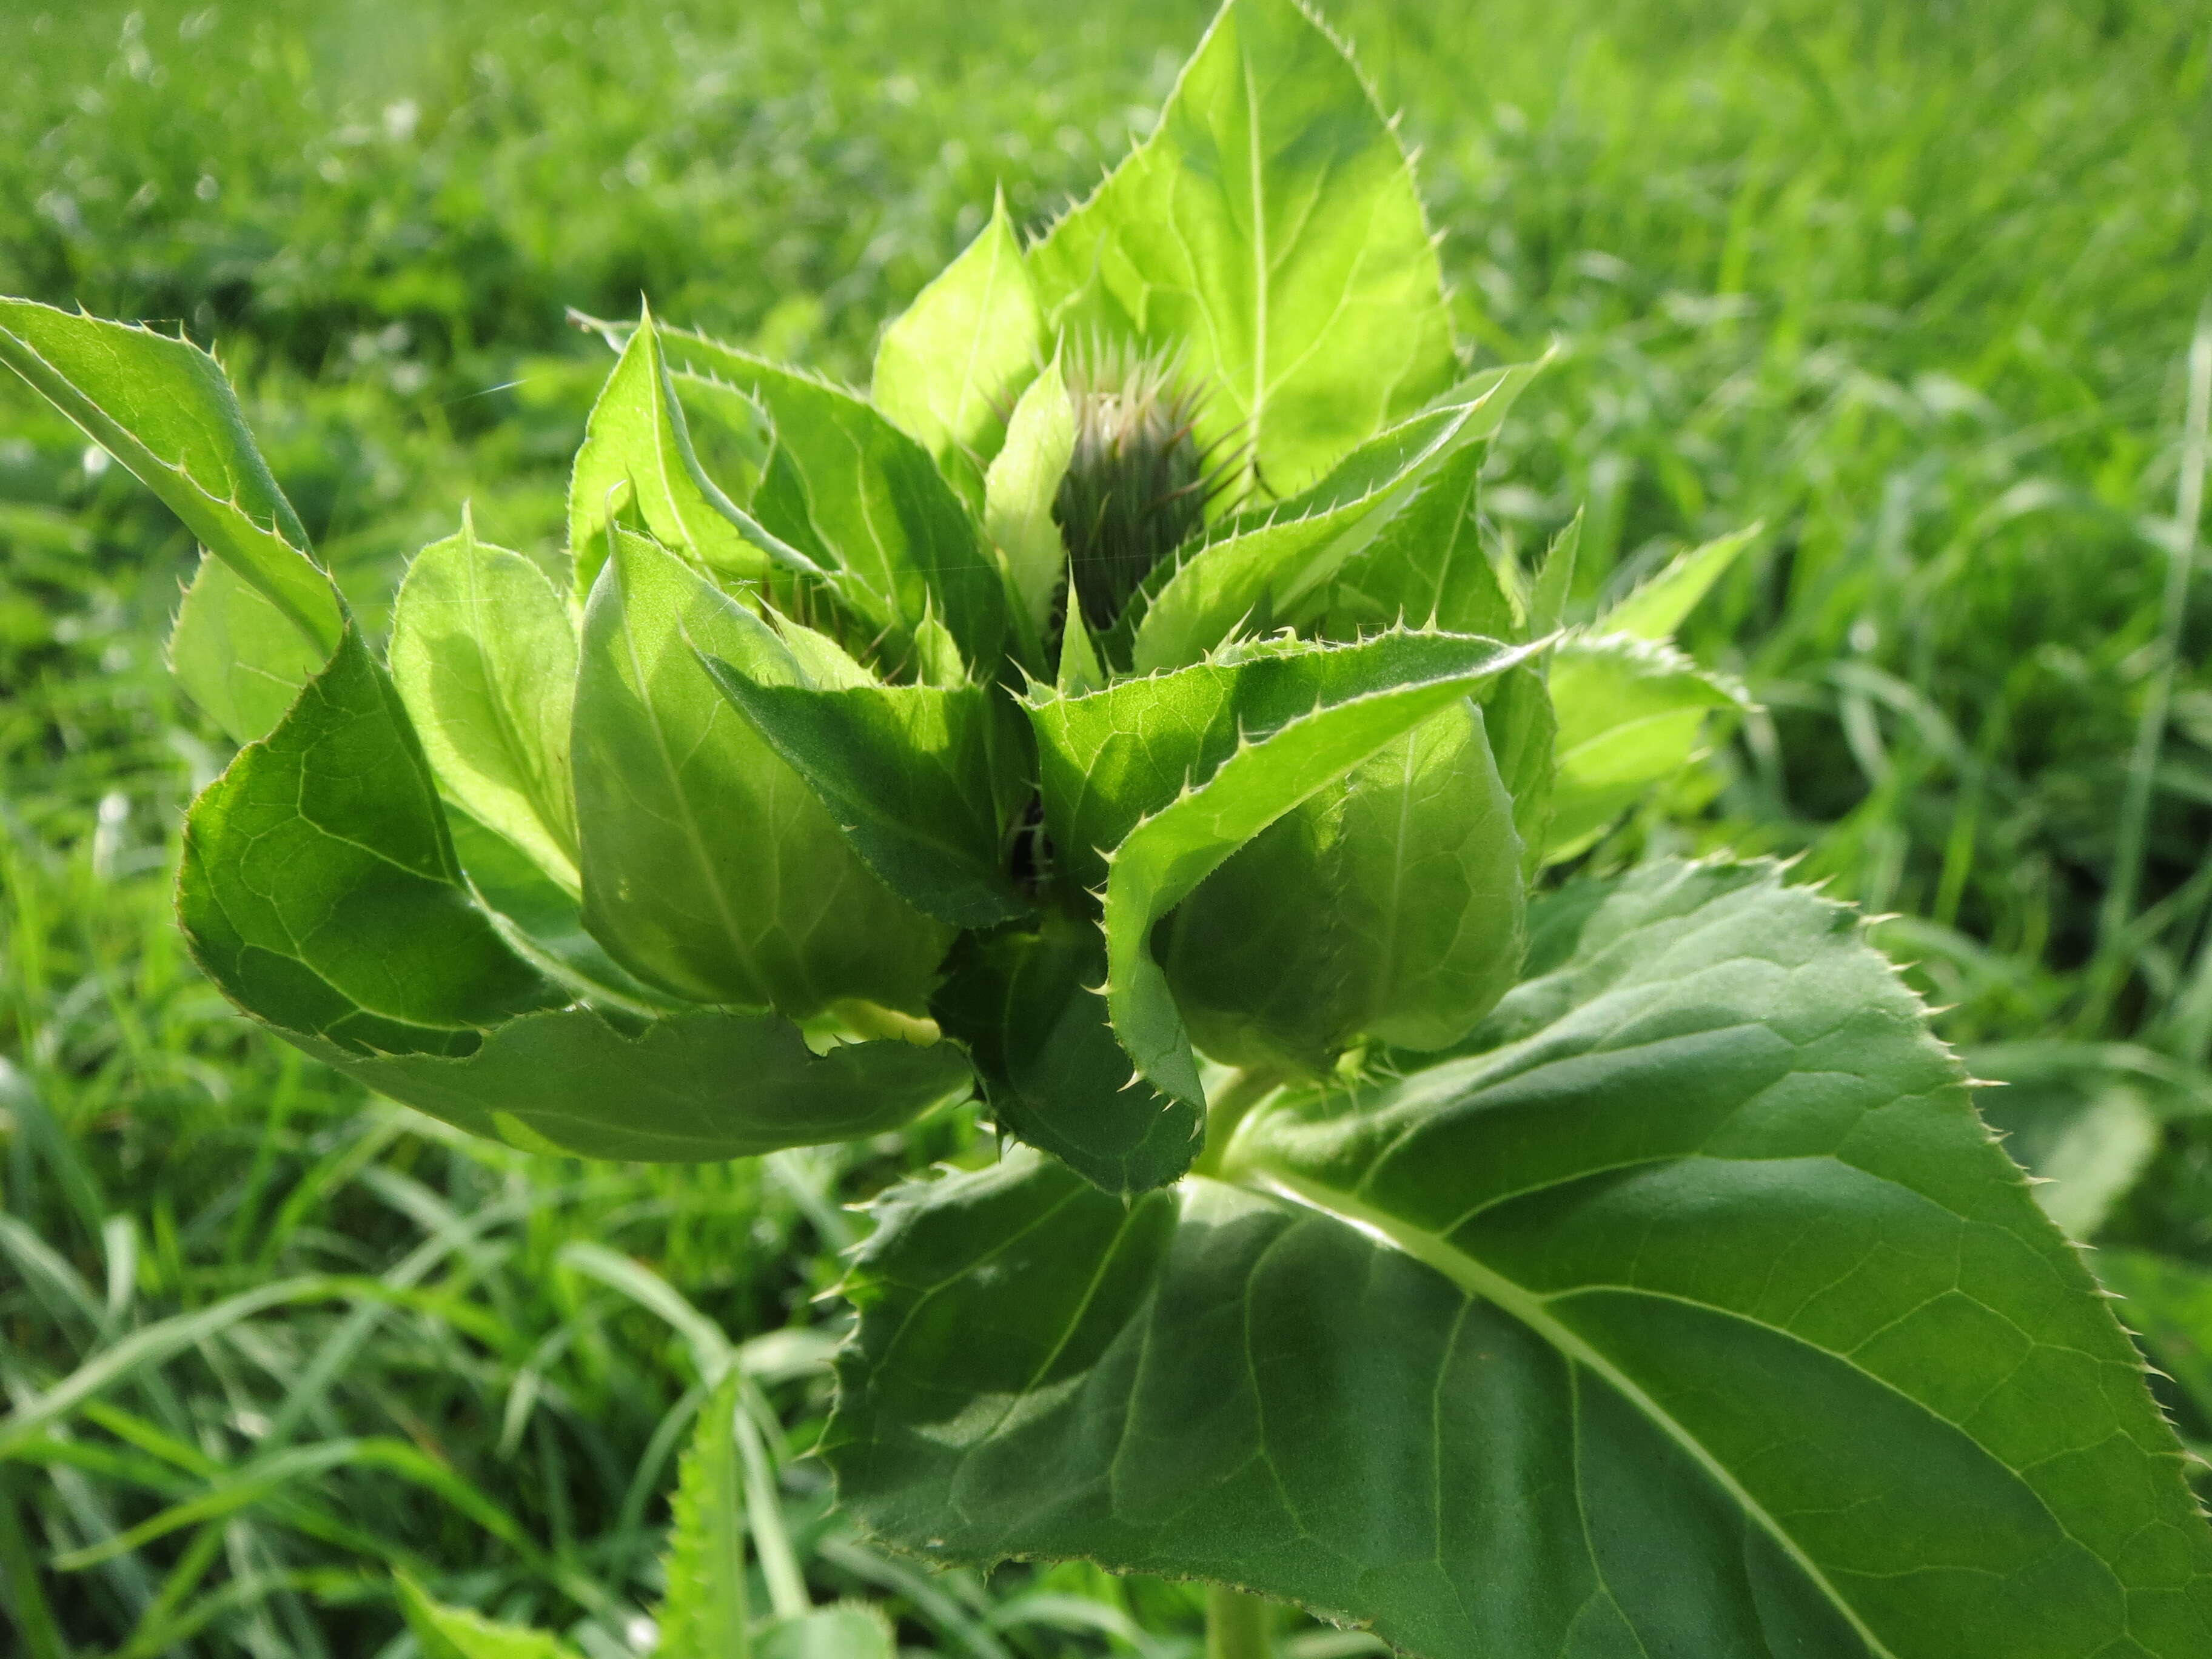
[5,0,2212,1653]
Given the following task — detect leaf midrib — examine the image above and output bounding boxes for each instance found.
[1240,1164,1904,1659]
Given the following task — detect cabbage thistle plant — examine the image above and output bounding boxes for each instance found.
[7,1,2211,1654]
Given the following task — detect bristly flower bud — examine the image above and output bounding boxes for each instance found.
[1053,338,1221,629]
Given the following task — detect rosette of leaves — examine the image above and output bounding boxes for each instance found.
[7,0,2211,1653]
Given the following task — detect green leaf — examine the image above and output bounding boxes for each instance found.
[1065,634,1544,1105]
[660,327,1010,673]
[0,297,342,654]
[873,190,1044,504]
[1484,663,1558,882]
[569,310,794,598]
[396,1572,579,1659]
[444,808,672,1020]
[1319,441,1520,644]
[936,916,1204,1197]
[1600,523,1761,641]
[1527,511,1580,637]
[984,354,1076,639]
[1164,696,1525,1071]
[390,518,581,894]
[658,1375,748,1659]
[178,629,558,1058]
[168,553,323,745]
[317,1003,970,1161]
[1030,629,1541,899]
[1028,0,1455,502]
[1544,631,1747,863]
[1056,584,1107,695]
[830,860,2212,1658]
[757,1606,896,1659]
[697,644,1033,929]
[1124,369,1535,673]
[574,531,952,1016]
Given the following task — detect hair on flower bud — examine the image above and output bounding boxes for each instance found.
[1053,333,1243,629]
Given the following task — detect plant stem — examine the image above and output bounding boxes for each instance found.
[1189,1067,1284,1179]
[1205,1585,1273,1659]
[2086,306,2212,1027]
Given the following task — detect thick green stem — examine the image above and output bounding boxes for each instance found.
[1189,1067,1284,1179]
[1205,1584,1272,1659]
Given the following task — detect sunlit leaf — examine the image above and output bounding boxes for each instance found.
[873,190,1044,506]
[0,297,342,653]
[390,518,581,894]
[1028,0,1456,501]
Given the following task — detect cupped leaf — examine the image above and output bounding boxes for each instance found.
[984,354,1076,643]
[658,1375,747,1658]
[0,296,341,654]
[1600,523,1760,641]
[660,327,1010,673]
[1319,441,1520,644]
[1164,696,1524,1071]
[697,645,1033,930]
[168,553,323,745]
[1030,630,1541,897]
[1093,635,1546,1105]
[315,1003,970,1162]
[831,859,2212,1659]
[1122,368,1535,672]
[397,1572,578,1659]
[178,630,559,1059]
[873,191,1045,504]
[1545,631,1748,862]
[574,531,952,1017]
[446,808,673,1021]
[1484,662,1558,882]
[936,916,1204,1198]
[390,519,581,893]
[569,310,802,598]
[1027,0,1456,503]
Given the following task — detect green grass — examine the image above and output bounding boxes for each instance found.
[4,0,2212,1652]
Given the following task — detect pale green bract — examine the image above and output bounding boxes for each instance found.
[5,0,2205,1652]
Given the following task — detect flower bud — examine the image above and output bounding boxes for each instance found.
[1053,341,1215,628]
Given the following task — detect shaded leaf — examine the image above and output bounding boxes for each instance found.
[178,630,558,1059]
[390,518,581,893]
[0,297,341,653]
[1319,441,1519,643]
[936,917,1204,1197]
[1028,0,1456,501]
[1125,369,1534,672]
[1165,697,1524,1070]
[1065,634,1545,1105]
[573,532,951,1016]
[168,552,323,745]
[318,1003,970,1162]
[698,643,1033,929]
[832,860,2212,1659]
